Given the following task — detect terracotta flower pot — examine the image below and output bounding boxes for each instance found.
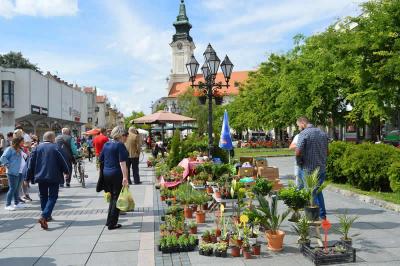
[189,227,198,234]
[216,228,221,237]
[230,238,243,247]
[231,246,241,257]
[243,248,252,259]
[206,187,213,194]
[252,244,261,255]
[215,191,222,198]
[265,230,285,252]
[191,205,198,212]
[184,206,193,219]
[202,203,208,211]
[196,211,206,224]
[160,196,166,201]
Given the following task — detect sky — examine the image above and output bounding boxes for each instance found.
[0,0,366,115]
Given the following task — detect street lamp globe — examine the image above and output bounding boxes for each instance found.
[221,55,234,84]
[186,55,199,82]
[203,43,215,62]
[207,52,221,76]
[201,62,211,80]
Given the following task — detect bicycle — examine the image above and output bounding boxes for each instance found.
[73,156,88,188]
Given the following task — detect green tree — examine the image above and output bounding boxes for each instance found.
[124,111,150,130]
[0,51,41,72]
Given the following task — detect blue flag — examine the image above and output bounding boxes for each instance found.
[219,110,233,150]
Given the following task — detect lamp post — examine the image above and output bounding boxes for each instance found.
[186,43,234,157]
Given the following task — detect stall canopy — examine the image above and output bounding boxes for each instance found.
[85,128,100,135]
[133,110,196,141]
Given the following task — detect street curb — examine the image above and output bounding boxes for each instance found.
[326,185,400,213]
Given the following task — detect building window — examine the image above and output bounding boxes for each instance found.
[2,80,14,108]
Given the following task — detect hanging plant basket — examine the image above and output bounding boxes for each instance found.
[214,96,223,105]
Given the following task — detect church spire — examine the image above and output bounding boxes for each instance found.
[173,0,192,42]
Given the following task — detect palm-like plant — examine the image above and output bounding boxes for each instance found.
[256,194,290,234]
[304,168,328,207]
[292,215,310,243]
[336,212,360,241]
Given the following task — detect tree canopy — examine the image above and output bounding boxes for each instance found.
[226,0,400,141]
[0,51,41,72]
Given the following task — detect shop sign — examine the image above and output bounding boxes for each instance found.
[31,105,48,116]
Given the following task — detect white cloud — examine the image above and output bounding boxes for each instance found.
[0,0,78,18]
[102,0,173,115]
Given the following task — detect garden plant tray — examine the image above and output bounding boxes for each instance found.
[301,241,356,266]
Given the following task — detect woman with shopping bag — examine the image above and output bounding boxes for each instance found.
[99,126,129,230]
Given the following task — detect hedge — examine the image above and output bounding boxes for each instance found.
[327,142,400,192]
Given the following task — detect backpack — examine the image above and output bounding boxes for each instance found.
[55,135,74,163]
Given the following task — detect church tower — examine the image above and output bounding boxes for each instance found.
[168,0,195,89]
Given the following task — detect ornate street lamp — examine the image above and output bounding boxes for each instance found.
[186,44,234,157]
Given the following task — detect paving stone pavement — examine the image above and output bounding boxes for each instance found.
[155,157,400,266]
[1,155,400,266]
[0,156,154,266]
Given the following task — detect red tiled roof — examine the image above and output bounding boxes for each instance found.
[83,87,95,93]
[168,71,250,97]
[96,95,107,103]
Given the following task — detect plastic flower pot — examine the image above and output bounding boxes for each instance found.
[305,206,320,221]
[189,227,198,234]
[214,96,223,105]
[211,236,218,243]
[184,206,193,219]
[252,244,261,255]
[265,230,285,252]
[341,238,352,247]
[196,211,206,224]
[191,204,198,212]
[202,203,209,211]
[231,246,241,257]
[243,248,252,259]
[198,96,207,105]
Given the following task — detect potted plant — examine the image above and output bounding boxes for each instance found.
[210,229,218,243]
[219,210,230,245]
[201,230,211,243]
[194,192,209,224]
[230,220,243,247]
[231,242,241,257]
[214,242,228,257]
[336,212,360,246]
[279,185,308,222]
[242,238,252,259]
[256,194,290,252]
[252,178,273,197]
[230,180,246,223]
[176,183,194,219]
[188,221,198,234]
[198,95,207,105]
[303,169,327,221]
[292,215,311,251]
[188,235,197,251]
[199,243,213,256]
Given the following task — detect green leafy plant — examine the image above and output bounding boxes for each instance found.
[388,161,400,193]
[292,215,310,243]
[304,169,328,207]
[188,220,197,229]
[252,178,273,196]
[336,212,360,241]
[256,194,290,234]
[279,186,308,211]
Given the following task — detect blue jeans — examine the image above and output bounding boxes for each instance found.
[38,183,60,219]
[299,170,327,219]
[296,166,305,189]
[6,174,23,206]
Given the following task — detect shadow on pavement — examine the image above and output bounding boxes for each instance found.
[0,257,56,265]
[0,218,36,233]
[329,208,385,216]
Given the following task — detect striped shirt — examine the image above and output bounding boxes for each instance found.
[296,125,329,172]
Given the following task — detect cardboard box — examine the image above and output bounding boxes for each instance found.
[240,156,254,165]
[255,158,268,168]
[257,167,279,179]
[238,167,254,177]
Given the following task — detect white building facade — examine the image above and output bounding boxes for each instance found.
[0,67,89,137]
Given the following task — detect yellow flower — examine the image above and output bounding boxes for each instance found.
[220,204,225,214]
[240,214,249,225]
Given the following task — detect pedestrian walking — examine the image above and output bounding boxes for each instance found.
[5,132,13,148]
[295,116,329,220]
[98,126,129,230]
[26,131,70,229]
[0,136,25,211]
[125,127,142,185]
[55,128,78,187]
[0,133,6,157]
[86,136,94,162]
[289,133,304,186]
[93,128,109,168]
